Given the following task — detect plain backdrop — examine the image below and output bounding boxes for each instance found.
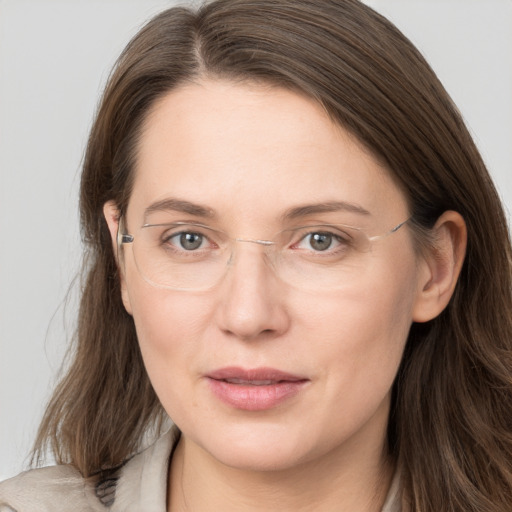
[1,0,511,480]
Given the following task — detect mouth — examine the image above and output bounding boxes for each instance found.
[206,367,309,411]
[221,378,281,385]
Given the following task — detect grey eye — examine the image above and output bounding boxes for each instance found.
[177,232,204,250]
[308,233,333,251]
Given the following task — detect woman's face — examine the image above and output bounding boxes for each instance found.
[113,80,431,472]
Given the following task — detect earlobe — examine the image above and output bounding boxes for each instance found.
[412,211,467,323]
[103,201,133,315]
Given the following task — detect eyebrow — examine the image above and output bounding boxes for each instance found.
[144,198,215,222]
[282,201,371,220]
[143,198,370,223]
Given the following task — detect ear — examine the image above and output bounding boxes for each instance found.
[412,211,467,323]
[103,200,133,315]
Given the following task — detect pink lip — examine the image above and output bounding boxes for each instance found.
[206,367,309,411]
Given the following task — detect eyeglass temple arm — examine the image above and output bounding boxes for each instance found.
[367,218,410,242]
[120,234,134,244]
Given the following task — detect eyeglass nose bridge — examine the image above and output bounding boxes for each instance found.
[235,237,275,246]
[226,237,277,267]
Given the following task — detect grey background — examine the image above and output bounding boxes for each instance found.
[1,0,511,480]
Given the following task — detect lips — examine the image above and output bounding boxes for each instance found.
[206,367,309,411]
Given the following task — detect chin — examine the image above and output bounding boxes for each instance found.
[209,442,307,473]
[190,420,324,473]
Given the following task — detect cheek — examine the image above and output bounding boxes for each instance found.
[299,296,409,394]
[123,250,208,341]
[297,257,418,391]
[292,276,415,450]
[125,280,213,403]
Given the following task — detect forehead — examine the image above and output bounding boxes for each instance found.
[129,79,407,227]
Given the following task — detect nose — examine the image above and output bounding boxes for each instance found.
[215,241,291,341]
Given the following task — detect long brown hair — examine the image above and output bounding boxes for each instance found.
[33,1,512,510]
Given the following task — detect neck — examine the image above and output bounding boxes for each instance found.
[168,431,394,512]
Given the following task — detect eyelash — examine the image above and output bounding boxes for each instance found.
[291,231,349,254]
[161,230,215,254]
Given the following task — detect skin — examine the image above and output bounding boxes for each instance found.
[104,79,466,511]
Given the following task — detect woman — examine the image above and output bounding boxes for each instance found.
[1,0,511,510]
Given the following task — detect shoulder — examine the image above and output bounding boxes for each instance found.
[0,426,180,512]
[0,464,104,512]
